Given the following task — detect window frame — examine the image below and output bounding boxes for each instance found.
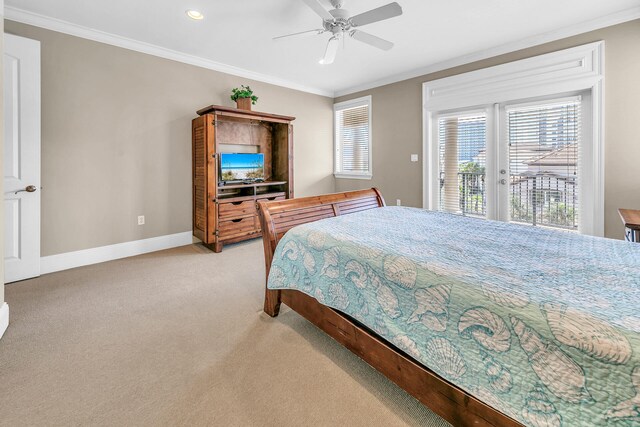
[423,42,604,236]
[334,95,373,180]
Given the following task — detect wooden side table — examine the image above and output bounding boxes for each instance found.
[618,208,640,242]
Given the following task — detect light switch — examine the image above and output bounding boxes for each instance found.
[410,154,419,162]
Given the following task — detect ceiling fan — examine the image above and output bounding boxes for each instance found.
[274,0,403,64]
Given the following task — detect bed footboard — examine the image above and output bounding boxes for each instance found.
[256,188,385,316]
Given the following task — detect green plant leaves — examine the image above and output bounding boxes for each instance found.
[230,85,259,104]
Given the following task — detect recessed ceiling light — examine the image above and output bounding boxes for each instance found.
[186,10,204,20]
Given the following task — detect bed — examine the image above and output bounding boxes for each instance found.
[257,188,640,427]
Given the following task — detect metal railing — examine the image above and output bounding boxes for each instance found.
[439,172,486,217]
[440,171,578,230]
[459,172,486,216]
[510,173,577,230]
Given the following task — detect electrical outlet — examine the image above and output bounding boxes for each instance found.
[396,199,401,206]
[410,154,419,162]
[138,215,145,225]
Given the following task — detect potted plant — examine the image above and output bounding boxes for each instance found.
[230,85,259,111]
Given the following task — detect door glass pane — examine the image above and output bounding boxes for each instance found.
[507,100,580,230]
[438,113,487,217]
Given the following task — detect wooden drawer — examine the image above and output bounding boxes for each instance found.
[218,199,257,220]
[218,216,259,239]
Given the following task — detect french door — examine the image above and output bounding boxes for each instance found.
[434,92,589,233]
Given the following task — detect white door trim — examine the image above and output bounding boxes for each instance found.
[0,303,8,340]
[422,41,605,236]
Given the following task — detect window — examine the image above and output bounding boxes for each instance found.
[507,98,581,231]
[334,96,372,179]
[438,113,487,216]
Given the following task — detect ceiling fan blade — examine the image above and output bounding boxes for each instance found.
[350,30,394,51]
[350,2,402,27]
[273,29,325,40]
[320,37,340,65]
[302,0,335,22]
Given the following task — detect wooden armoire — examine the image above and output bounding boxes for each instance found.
[192,105,295,252]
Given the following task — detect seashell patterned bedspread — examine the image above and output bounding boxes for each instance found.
[267,206,640,427]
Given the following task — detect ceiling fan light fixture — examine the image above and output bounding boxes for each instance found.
[320,36,340,65]
[280,0,402,63]
[186,10,204,20]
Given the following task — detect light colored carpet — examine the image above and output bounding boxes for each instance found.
[0,240,450,427]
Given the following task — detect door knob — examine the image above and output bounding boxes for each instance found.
[15,185,37,194]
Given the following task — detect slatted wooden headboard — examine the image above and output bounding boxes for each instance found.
[258,188,385,247]
[257,188,386,315]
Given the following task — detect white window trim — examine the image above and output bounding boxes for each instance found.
[334,95,373,180]
[423,41,605,236]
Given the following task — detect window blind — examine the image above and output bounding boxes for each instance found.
[507,98,581,230]
[438,113,487,216]
[335,102,370,176]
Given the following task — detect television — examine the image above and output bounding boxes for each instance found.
[219,153,265,183]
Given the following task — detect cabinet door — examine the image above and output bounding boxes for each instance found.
[272,123,294,199]
[192,115,216,243]
[288,124,294,198]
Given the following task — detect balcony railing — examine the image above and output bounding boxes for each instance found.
[440,171,578,230]
[510,173,577,230]
[459,172,486,216]
[439,172,486,217]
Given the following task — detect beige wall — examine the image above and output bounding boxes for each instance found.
[4,18,638,260]
[5,21,335,256]
[336,19,640,239]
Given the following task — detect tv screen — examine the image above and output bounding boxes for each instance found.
[219,153,265,182]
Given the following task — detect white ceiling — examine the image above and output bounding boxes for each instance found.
[5,0,640,97]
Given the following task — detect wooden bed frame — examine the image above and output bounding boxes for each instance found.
[257,189,523,427]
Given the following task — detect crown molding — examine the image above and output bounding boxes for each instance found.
[4,6,334,98]
[5,5,639,100]
[334,6,640,97]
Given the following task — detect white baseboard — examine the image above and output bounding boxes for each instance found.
[40,232,194,275]
[0,303,9,341]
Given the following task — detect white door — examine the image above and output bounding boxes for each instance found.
[3,34,41,283]
[434,93,589,234]
[497,95,587,232]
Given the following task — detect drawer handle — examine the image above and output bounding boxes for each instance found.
[267,197,277,201]
[231,201,243,206]
[231,218,243,223]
